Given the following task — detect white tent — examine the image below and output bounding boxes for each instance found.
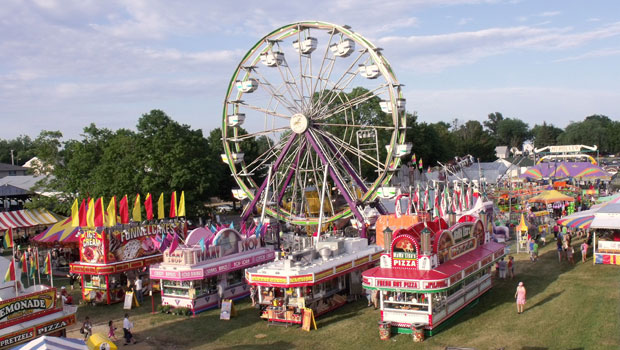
[590,203,620,229]
[12,336,87,350]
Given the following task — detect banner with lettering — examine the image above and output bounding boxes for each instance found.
[0,289,56,324]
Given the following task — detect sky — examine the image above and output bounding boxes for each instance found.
[1,0,620,140]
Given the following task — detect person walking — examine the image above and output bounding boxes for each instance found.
[250,285,258,307]
[123,313,137,345]
[498,258,507,280]
[532,240,539,262]
[581,241,588,263]
[567,246,575,265]
[508,256,515,279]
[108,320,118,341]
[134,275,143,304]
[515,282,527,314]
[81,317,92,340]
[556,237,563,262]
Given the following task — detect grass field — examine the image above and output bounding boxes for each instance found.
[66,238,620,350]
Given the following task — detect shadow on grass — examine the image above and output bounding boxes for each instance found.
[214,341,293,350]
[315,299,370,328]
[529,291,562,309]
[450,238,584,326]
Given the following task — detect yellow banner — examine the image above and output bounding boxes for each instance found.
[251,275,287,284]
[335,262,352,274]
[0,290,56,323]
[289,275,313,283]
[314,269,333,281]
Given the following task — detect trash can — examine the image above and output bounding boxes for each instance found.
[378,321,391,340]
[411,323,425,342]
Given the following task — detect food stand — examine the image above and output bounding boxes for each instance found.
[590,203,620,265]
[246,236,382,325]
[69,223,183,304]
[1,257,78,349]
[362,201,505,336]
[150,228,275,314]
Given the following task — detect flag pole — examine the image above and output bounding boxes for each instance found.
[11,233,18,296]
[37,247,41,285]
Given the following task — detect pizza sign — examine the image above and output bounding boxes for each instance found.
[391,235,419,270]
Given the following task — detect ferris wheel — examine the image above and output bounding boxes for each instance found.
[221,21,410,232]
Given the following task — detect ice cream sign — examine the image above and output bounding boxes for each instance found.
[79,229,105,264]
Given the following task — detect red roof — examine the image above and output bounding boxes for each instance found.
[364,241,505,283]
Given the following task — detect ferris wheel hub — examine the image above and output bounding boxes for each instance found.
[290,113,309,134]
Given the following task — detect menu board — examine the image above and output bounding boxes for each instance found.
[220,300,233,320]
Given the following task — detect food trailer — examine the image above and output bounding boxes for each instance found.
[246,235,382,325]
[362,201,505,336]
[69,222,184,304]
[1,258,78,349]
[150,228,275,314]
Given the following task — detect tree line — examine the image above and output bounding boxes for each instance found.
[2,102,618,219]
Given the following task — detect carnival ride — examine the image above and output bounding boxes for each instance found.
[221,21,411,236]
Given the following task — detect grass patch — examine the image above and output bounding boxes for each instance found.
[64,238,620,350]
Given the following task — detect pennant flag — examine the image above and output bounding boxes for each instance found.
[94,197,104,227]
[78,199,87,227]
[4,260,15,282]
[169,191,177,218]
[412,153,417,165]
[158,235,170,252]
[29,255,36,278]
[34,248,40,271]
[198,237,206,253]
[21,254,27,274]
[433,187,440,218]
[106,196,117,227]
[71,199,80,227]
[119,195,129,224]
[418,158,423,169]
[157,193,165,220]
[178,191,186,217]
[86,198,95,227]
[144,193,153,221]
[3,227,13,249]
[44,252,52,275]
[132,194,142,222]
[210,224,217,233]
[168,232,179,254]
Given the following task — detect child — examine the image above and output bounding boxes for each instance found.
[567,246,575,265]
[532,241,539,262]
[81,317,92,340]
[581,241,588,262]
[108,320,117,341]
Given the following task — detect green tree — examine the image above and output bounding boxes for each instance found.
[531,122,563,148]
[557,115,619,154]
[496,118,531,148]
[483,112,504,141]
[452,120,496,161]
[0,135,36,165]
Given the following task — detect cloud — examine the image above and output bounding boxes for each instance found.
[537,11,561,17]
[554,48,620,62]
[376,22,620,72]
[458,17,473,25]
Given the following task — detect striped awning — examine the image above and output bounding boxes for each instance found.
[32,216,80,244]
[0,209,59,230]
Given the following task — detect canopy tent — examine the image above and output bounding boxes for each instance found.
[595,192,620,204]
[0,209,58,230]
[528,190,574,204]
[32,217,79,245]
[590,203,620,229]
[13,336,87,350]
[520,162,611,181]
